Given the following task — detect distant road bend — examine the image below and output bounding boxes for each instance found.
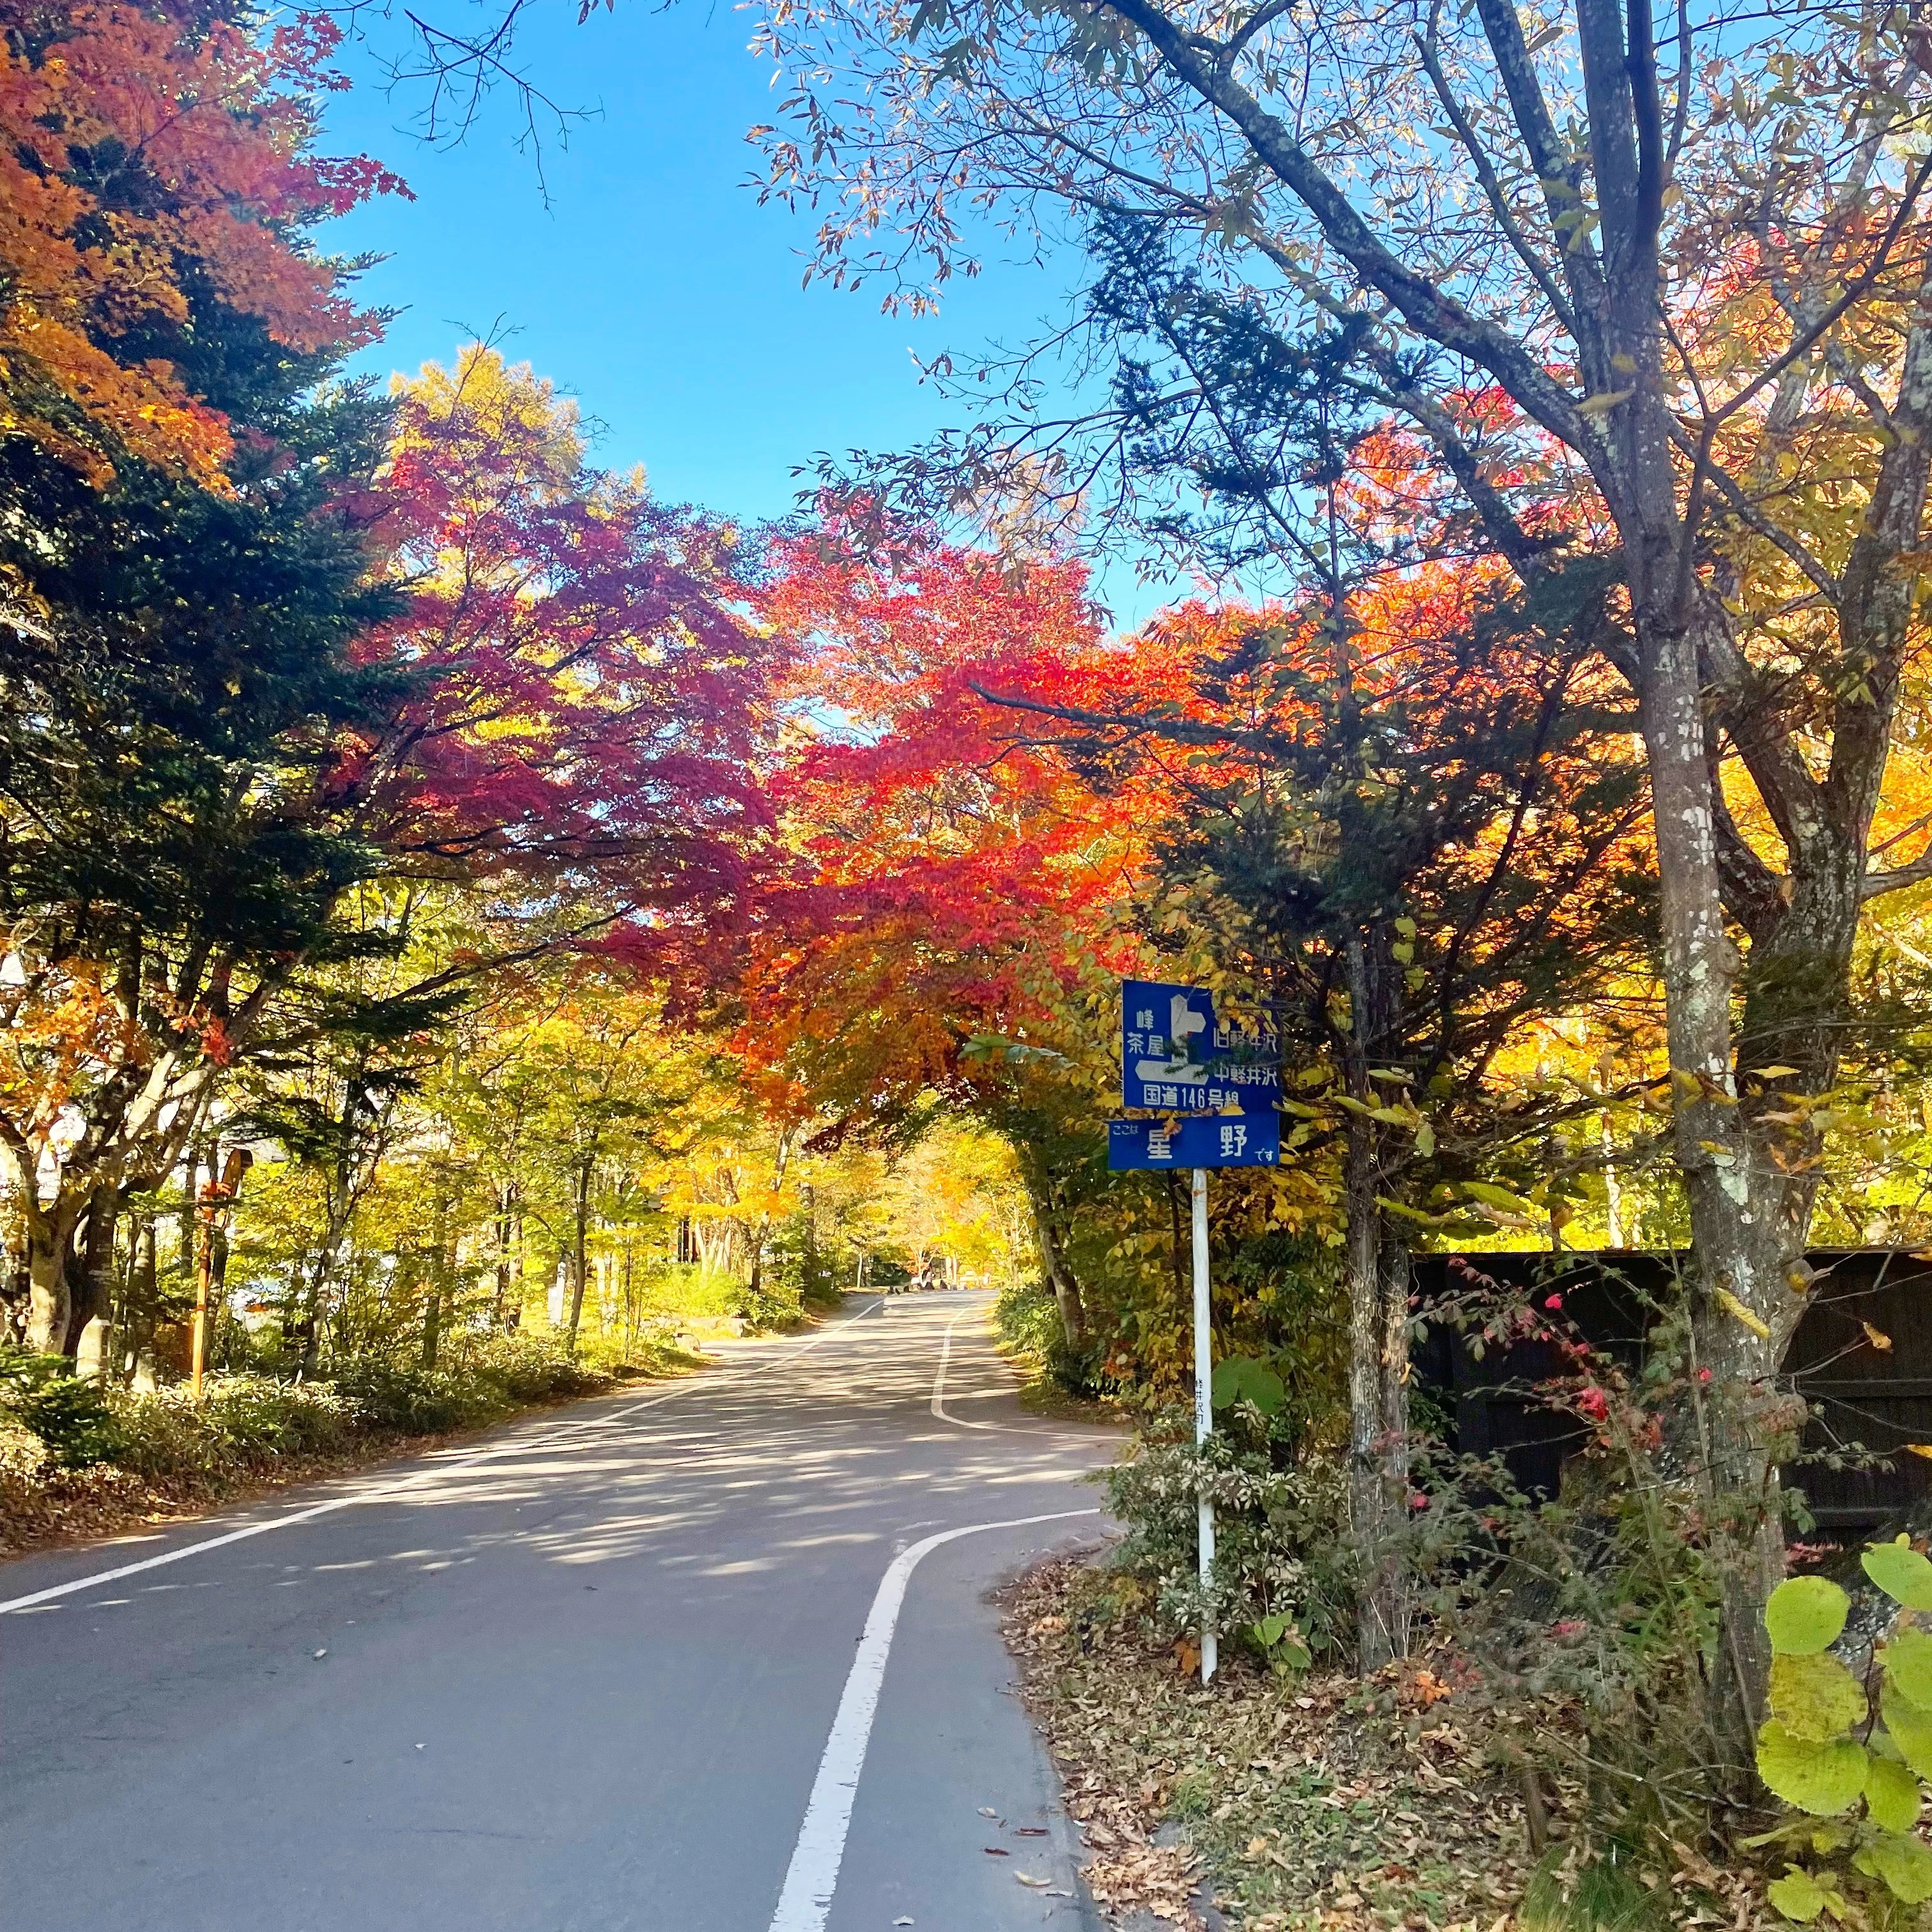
[1,1291,1118,1932]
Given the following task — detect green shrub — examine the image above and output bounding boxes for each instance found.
[763,1213,841,1312]
[995,1279,1063,1362]
[195,1376,360,1457]
[105,1376,359,1480]
[0,1333,643,1510]
[994,1280,1105,1394]
[0,1346,125,1468]
[737,1270,805,1332]
[1103,1401,1354,1659]
[328,1360,511,1435]
[1752,1542,1932,1919]
[445,1332,610,1403]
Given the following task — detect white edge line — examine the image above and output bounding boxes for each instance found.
[931,1301,1096,1438]
[766,1506,1100,1932]
[930,1307,961,1421]
[0,1298,884,1616]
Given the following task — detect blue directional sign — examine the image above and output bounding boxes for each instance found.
[1121,979,1281,1114]
[1108,1114,1280,1171]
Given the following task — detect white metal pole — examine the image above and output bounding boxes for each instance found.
[1191,1165,1216,1685]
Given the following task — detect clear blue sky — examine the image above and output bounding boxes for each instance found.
[322,4,1181,627]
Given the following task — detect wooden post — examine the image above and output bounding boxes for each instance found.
[190,1149,252,1399]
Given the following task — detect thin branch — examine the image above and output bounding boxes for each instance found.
[1415,16,1579,339]
[1862,850,1932,901]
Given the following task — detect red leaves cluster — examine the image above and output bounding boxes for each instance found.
[0,0,408,484]
[347,351,779,978]
[738,521,1174,1113]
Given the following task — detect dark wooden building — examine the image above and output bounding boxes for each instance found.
[1412,1248,1932,1534]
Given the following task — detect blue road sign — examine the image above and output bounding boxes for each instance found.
[1121,979,1281,1113]
[1108,1114,1280,1171]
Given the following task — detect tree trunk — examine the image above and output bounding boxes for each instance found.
[64,1181,122,1360]
[1167,1172,1187,1310]
[1632,594,1793,1765]
[204,1158,249,1372]
[126,1218,159,1384]
[24,1193,83,1355]
[1027,1181,1086,1347]
[1342,1103,1395,1669]
[492,1183,517,1331]
[1375,1216,1412,1659]
[1342,930,1410,1669]
[744,1129,795,1312]
[422,1186,450,1369]
[565,1159,591,1351]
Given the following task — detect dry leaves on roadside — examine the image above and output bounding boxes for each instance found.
[1083,1841,1204,1926]
[1000,1551,1569,1932]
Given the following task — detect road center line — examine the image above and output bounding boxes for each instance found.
[0,1299,883,1616]
[765,1508,1100,1932]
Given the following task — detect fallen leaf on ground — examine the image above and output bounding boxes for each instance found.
[995,1552,1631,1932]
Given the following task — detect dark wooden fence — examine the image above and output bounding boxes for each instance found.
[1411,1248,1932,1534]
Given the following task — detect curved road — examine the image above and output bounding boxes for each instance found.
[1,1292,1118,1931]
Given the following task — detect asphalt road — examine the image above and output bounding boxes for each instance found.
[0,1291,1119,1932]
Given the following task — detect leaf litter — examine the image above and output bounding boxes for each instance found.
[999,1552,1575,1932]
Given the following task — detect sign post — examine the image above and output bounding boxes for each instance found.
[1190,1165,1215,1683]
[1109,984,1281,1688]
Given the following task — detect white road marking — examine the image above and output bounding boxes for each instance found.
[765,1508,1100,1932]
[0,1301,884,1616]
[930,1303,1016,1429]
[930,1300,1087,1436]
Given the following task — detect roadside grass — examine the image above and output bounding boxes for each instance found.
[1004,1552,1553,1932]
[993,1282,1126,1425]
[1015,1374,1123,1424]
[0,1331,704,1560]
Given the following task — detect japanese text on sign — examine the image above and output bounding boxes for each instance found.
[1107,1113,1281,1171]
[1120,979,1281,1114]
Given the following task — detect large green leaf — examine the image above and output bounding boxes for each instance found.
[1863,1538,1932,1610]
[1210,1355,1284,1416]
[1865,1754,1922,1834]
[1766,1867,1827,1923]
[1766,1576,1850,1657]
[1461,1181,1537,1213]
[1882,1687,1932,1780]
[1770,1653,1867,1742]
[1885,1628,1932,1711]
[1756,1722,1868,1815]
[1869,1832,1932,1905]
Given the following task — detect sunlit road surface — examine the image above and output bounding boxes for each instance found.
[0,1293,1119,1931]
